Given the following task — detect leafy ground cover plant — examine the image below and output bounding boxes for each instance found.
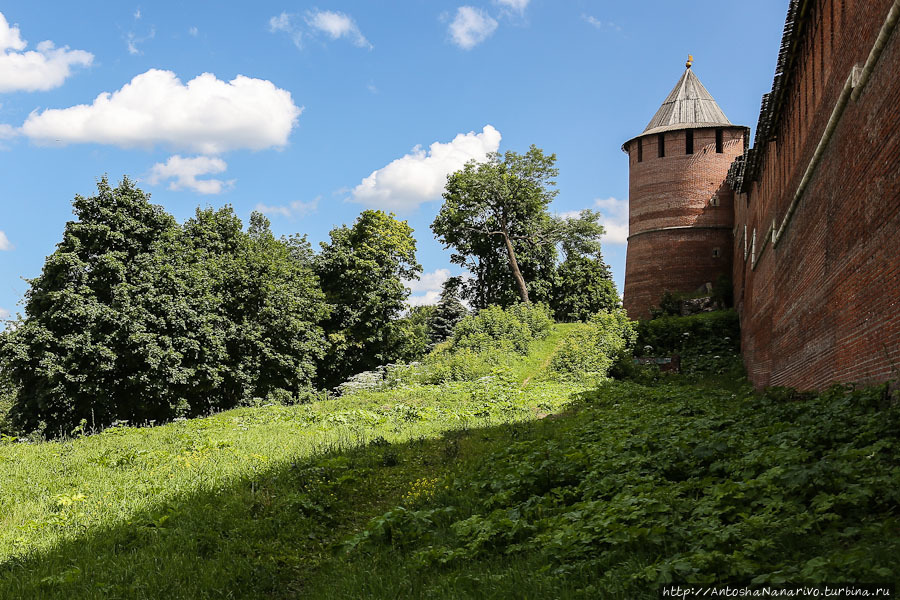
[547,309,636,381]
[635,310,742,377]
[324,380,900,598]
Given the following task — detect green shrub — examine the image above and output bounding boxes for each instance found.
[379,303,553,387]
[636,310,739,356]
[415,348,504,384]
[0,375,14,436]
[452,304,550,355]
[507,303,553,340]
[548,309,637,380]
[635,310,742,377]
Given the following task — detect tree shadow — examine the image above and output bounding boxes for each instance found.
[0,413,562,600]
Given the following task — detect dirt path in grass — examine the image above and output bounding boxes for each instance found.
[520,325,581,388]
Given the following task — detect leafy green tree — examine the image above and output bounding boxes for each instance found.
[0,179,328,435]
[552,256,619,322]
[550,210,620,321]
[432,146,559,305]
[0,177,180,434]
[428,277,468,345]
[315,210,421,387]
[180,208,327,407]
[390,305,436,363]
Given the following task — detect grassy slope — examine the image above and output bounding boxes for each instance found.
[0,324,583,600]
[4,322,898,598]
[305,381,900,599]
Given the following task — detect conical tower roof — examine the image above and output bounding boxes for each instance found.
[641,66,733,136]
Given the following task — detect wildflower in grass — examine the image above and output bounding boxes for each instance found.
[401,477,440,505]
[54,493,87,508]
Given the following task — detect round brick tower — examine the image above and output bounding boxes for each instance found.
[622,60,748,319]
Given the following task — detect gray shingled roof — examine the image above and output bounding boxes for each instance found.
[642,67,733,135]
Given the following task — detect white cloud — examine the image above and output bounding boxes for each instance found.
[407,291,441,307]
[581,14,622,32]
[405,269,472,307]
[22,69,302,154]
[270,10,370,50]
[306,10,371,49]
[0,307,9,319]
[350,125,501,211]
[188,26,198,37]
[405,269,450,307]
[148,155,234,195]
[593,197,629,244]
[406,268,451,293]
[134,8,142,20]
[0,230,12,250]
[495,0,529,14]
[269,12,291,32]
[0,13,25,51]
[269,12,302,48]
[561,197,629,245]
[449,7,498,50]
[255,198,319,218]
[0,12,93,93]
[126,27,154,55]
[0,123,17,139]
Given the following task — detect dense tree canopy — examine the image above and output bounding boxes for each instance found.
[550,209,620,321]
[315,209,421,387]
[432,146,559,305]
[0,178,327,435]
[433,148,620,317]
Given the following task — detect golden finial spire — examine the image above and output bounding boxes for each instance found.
[686,54,693,68]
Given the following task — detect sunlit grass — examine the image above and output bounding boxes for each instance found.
[0,324,589,599]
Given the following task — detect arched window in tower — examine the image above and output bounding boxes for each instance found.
[686,129,694,154]
[715,128,724,153]
[658,133,665,158]
[637,139,643,162]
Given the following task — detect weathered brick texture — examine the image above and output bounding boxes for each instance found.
[624,127,746,318]
[733,0,900,389]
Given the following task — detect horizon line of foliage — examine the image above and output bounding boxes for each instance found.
[1,141,622,437]
[0,177,423,436]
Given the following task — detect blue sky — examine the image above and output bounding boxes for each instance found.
[0,0,788,317]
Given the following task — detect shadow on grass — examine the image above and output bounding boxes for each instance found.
[0,414,561,600]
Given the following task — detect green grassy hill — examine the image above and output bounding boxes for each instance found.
[1,321,898,599]
[0,323,587,599]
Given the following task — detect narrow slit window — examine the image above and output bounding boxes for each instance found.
[658,133,665,158]
[712,247,721,258]
[715,128,723,153]
[637,139,642,163]
[685,130,693,154]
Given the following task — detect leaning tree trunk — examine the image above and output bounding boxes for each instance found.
[502,233,530,304]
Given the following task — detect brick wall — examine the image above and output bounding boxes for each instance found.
[623,126,745,318]
[733,0,900,389]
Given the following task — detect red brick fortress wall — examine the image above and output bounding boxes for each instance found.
[623,126,746,318]
[732,0,900,389]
